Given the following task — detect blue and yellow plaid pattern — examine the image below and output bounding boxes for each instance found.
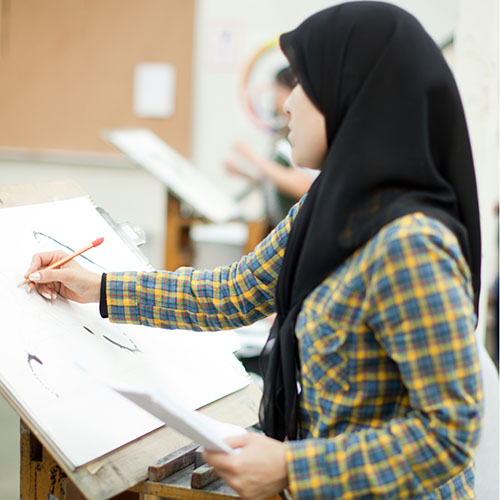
[106,202,482,500]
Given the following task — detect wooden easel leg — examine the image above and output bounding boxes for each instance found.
[20,421,68,499]
[62,480,90,500]
[165,194,194,271]
[245,219,269,254]
[21,420,144,500]
[20,420,39,500]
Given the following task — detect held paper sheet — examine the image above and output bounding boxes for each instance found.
[0,196,249,469]
[109,385,247,453]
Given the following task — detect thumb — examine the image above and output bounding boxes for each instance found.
[224,432,252,449]
[29,268,73,285]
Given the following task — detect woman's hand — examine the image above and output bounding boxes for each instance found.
[203,432,288,500]
[24,251,102,303]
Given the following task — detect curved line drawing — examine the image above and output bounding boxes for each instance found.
[33,231,107,271]
[83,326,141,354]
[27,353,60,398]
[102,335,141,354]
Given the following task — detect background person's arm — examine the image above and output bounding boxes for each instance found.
[227,141,314,199]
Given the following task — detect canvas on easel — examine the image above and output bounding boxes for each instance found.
[0,180,261,500]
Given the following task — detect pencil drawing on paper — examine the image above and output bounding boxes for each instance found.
[33,231,107,272]
[27,353,60,398]
[83,325,141,354]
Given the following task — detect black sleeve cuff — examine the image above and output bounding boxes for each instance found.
[99,273,108,318]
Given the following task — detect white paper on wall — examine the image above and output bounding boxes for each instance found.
[133,62,176,118]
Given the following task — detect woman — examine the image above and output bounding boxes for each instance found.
[26,2,483,499]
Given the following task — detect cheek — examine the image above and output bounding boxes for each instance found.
[307,116,328,168]
[290,129,326,169]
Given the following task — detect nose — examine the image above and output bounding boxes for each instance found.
[283,93,292,118]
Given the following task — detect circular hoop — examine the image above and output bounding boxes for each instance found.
[240,39,289,134]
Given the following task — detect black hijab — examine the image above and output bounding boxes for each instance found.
[259,1,481,441]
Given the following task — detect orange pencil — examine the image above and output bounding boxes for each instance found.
[18,237,104,287]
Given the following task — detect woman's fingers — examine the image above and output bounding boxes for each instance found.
[202,433,250,470]
[225,433,252,449]
[202,433,288,500]
[29,267,69,286]
[23,252,101,303]
[202,450,236,474]
[26,251,69,276]
[38,286,59,301]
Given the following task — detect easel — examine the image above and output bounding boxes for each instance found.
[19,386,263,500]
[0,180,264,500]
[100,128,270,272]
[164,193,268,271]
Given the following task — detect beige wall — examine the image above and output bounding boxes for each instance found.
[0,0,194,155]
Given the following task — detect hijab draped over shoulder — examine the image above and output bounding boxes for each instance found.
[260,1,481,441]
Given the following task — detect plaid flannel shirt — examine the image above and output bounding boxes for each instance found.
[106,200,482,499]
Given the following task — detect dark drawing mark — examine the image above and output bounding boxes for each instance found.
[33,231,107,271]
[27,353,42,365]
[83,326,95,335]
[83,326,141,354]
[27,353,59,398]
[102,335,141,354]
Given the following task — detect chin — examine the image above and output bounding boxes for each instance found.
[292,151,324,170]
[291,152,302,168]
[291,155,308,169]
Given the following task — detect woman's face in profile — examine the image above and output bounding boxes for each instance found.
[284,84,327,170]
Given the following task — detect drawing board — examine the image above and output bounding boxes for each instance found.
[0,196,249,469]
[103,128,243,223]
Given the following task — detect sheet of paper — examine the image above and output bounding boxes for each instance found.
[103,128,243,223]
[109,385,246,453]
[0,197,249,468]
[133,62,176,118]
